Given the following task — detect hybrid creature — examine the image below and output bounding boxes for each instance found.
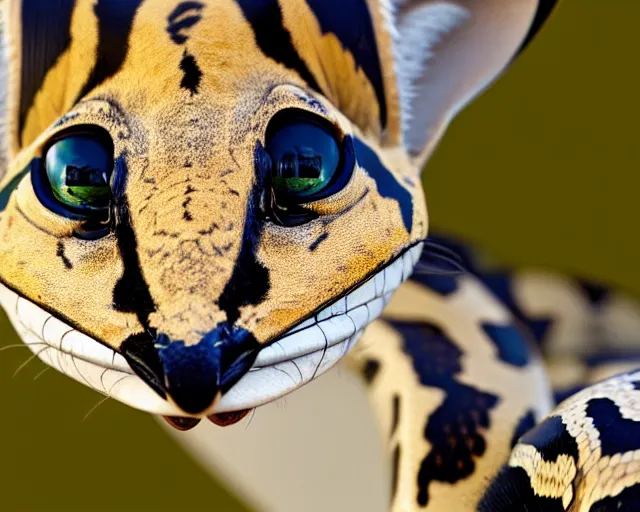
[1,0,639,510]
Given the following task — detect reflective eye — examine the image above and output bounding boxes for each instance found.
[266,111,351,203]
[44,134,113,213]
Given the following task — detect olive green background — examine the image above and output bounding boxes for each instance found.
[1,2,638,510]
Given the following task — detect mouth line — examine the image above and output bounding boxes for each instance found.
[0,242,423,416]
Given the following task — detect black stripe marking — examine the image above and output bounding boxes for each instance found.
[482,273,554,348]
[354,137,413,233]
[479,466,565,512]
[481,322,531,367]
[308,232,328,251]
[111,157,156,323]
[390,394,401,437]
[520,415,579,463]
[305,0,387,129]
[111,156,164,398]
[179,51,203,95]
[391,320,499,507]
[217,142,271,325]
[390,444,401,504]
[235,0,320,92]
[587,398,640,457]
[19,0,77,141]
[0,166,31,212]
[168,1,204,23]
[362,358,380,385]
[590,484,640,512]
[167,1,204,45]
[76,0,145,101]
[56,241,73,270]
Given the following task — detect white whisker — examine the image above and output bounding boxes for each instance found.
[33,366,50,381]
[13,346,49,378]
[82,395,112,423]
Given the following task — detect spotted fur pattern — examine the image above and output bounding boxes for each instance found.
[6,1,639,511]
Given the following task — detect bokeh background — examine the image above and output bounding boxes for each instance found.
[1,2,638,510]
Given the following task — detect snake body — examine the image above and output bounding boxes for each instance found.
[353,235,640,511]
[2,0,639,510]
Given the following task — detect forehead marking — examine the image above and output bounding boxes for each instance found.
[354,137,413,233]
[19,0,77,138]
[166,1,204,44]
[235,0,320,92]
[76,0,145,102]
[166,2,205,95]
[179,51,203,95]
[304,0,387,129]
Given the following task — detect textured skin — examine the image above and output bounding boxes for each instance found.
[6,1,640,511]
[353,236,640,510]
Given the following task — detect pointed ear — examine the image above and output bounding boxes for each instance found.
[0,0,102,179]
[389,0,557,167]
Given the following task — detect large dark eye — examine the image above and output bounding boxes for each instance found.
[266,110,353,204]
[35,132,114,217]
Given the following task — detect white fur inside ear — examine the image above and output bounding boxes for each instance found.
[387,2,469,155]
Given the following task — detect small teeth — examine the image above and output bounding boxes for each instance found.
[0,245,420,415]
[257,246,419,368]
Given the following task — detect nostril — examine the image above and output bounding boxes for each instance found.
[156,323,260,415]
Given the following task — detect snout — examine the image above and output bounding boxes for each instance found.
[121,323,260,415]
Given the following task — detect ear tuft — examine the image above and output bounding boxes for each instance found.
[389,2,470,156]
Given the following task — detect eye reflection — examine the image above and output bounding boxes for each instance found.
[266,111,346,203]
[45,134,113,212]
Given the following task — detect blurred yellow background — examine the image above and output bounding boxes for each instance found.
[1,2,638,510]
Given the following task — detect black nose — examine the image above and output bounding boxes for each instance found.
[120,323,260,415]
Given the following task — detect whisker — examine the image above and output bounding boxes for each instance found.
[0,342,48,353]
[82,395,111,423]
[33,366,50,381]
[244,408,257,430]
[13,347,49,378]
[422,239,464,264]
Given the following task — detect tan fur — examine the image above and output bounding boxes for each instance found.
[0,2,582,511]
[0,0,424,348]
